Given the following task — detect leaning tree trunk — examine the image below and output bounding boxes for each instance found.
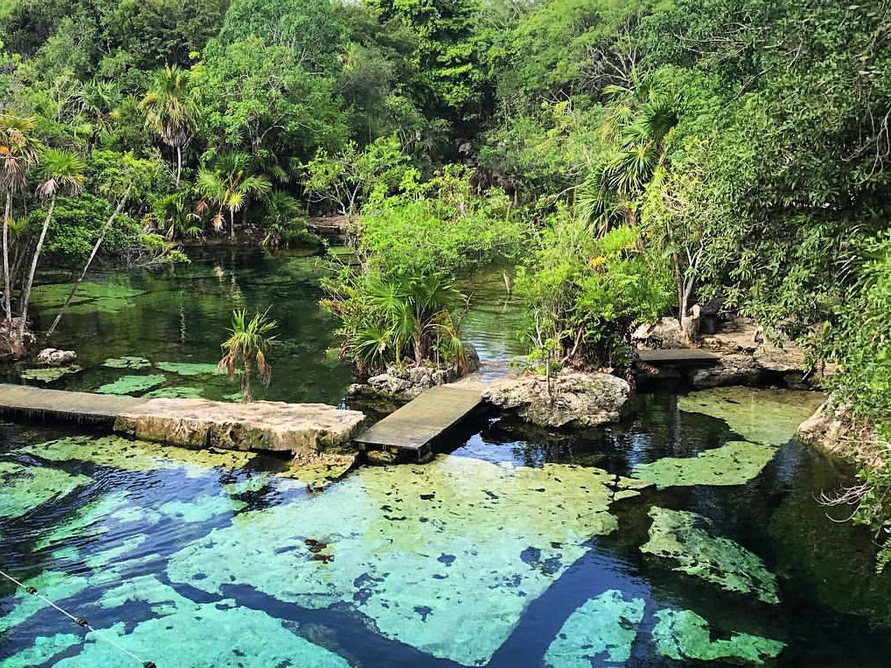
[2,195,13,329]
[17,195,56,349]
[46,185,132,338]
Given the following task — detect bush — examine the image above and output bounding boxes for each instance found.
[515,207,673,369]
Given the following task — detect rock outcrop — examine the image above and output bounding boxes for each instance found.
[632,317,687,349]
[349,350,480,401]
[115,399,365,456]
[36,348,77,366]
[483,371,632,428]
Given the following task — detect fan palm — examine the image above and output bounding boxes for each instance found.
[196,152,272,239]
[218,308,278,402]
[139,64,196,185]
[16,149,85,350]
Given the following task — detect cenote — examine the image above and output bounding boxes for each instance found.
[1,250,890,667]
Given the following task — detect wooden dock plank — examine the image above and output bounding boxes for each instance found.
[354,385,483,451]
[637,348,719,365]
[0,384,146,425]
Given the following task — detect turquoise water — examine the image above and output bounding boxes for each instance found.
[1,251,890,667]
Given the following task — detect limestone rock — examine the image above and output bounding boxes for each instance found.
[483,371,632,428]
[115,399,365,456]
[37,348,77,366]
[353,353,480,400]
[632,317,686,349]
[690,353,763,388]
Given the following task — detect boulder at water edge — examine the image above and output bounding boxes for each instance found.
[483,371,632,428]
[36,348,77,366]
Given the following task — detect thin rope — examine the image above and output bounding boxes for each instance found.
[0,568,156,668]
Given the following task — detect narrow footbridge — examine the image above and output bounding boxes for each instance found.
[353,384,484,460]
[0,383,143,425]
[636,347,719,366]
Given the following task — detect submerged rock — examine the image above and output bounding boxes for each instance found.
[96,374,166,396]
[544,589,645,667]
[652,608,785,665]
[36,348,76,366]
[0,461,91,520]
[641,507,780,604]
[102,356,152,370]
[167,455,642,666]
[483,371,631,428]
[679,386,825,446]
[115,398,365,456]
[20,365,81,382]
[633,440,776,488]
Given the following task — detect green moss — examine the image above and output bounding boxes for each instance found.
[633,440,776,488]
[102,356,152,370]
[0,461,91,520]
[0,571,89,634]
[19,435,258,479]
[142,385,204,399]
[652,608,785,665]
[20,365,81,382]
[544,589,645,667]
[679,386,824,445]
[96,374,166,396]
[155,361,224,376]
[0,633,82,668]
[55,578,351,668]
[641,507,780,604]
[168,455,639,665]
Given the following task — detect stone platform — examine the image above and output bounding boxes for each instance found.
[0,384,365,456]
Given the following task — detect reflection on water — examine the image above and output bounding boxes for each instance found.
[2,391,891,667]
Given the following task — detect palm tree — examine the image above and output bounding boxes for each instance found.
[16,149,85,350]
[218,309,277,402]
[196,152,272,240]
[0,114,41,329]
[139,64,196,186]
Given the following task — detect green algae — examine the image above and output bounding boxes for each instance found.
[142,385,204,399]
[20,365,81,382]
[84,535,148,570]
[633,440,776,488]
[0,571,89,634]
[0,461,91,520]
[0,633,82,668]
[56,577,351,668]
[155,361,225,376]
[96,373,166,395]
[641,507,779,604]
[544,589,645,667]
[652,608,785,665]
[679,386,824,446]
[167,455,639,666]
[33,491,137,550]
[19,435,258,478]
[101,355,152,370]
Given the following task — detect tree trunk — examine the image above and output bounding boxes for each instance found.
[242,358,252,402]
[175,145,182,187]
[46,186,132,338]
[229,208,236,240]
[17,195,56,349]
[2,194,13,329]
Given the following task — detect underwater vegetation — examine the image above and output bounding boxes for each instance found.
[641,507,780,604]
[96,374,166,396]
[20,366,82,383]
[633,440,776,488]
[0,462,90,521]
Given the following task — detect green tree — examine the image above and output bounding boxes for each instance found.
[218,308,278,402]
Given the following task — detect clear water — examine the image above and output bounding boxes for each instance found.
[1,250,890,667]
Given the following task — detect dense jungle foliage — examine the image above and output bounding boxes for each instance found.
[0,0,889,558]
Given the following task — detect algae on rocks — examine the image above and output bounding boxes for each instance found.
[167,455,645,666]
[544,589,645,667]
[641,507,780,604]
[633,440,776,488]
[652,608,785,665]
